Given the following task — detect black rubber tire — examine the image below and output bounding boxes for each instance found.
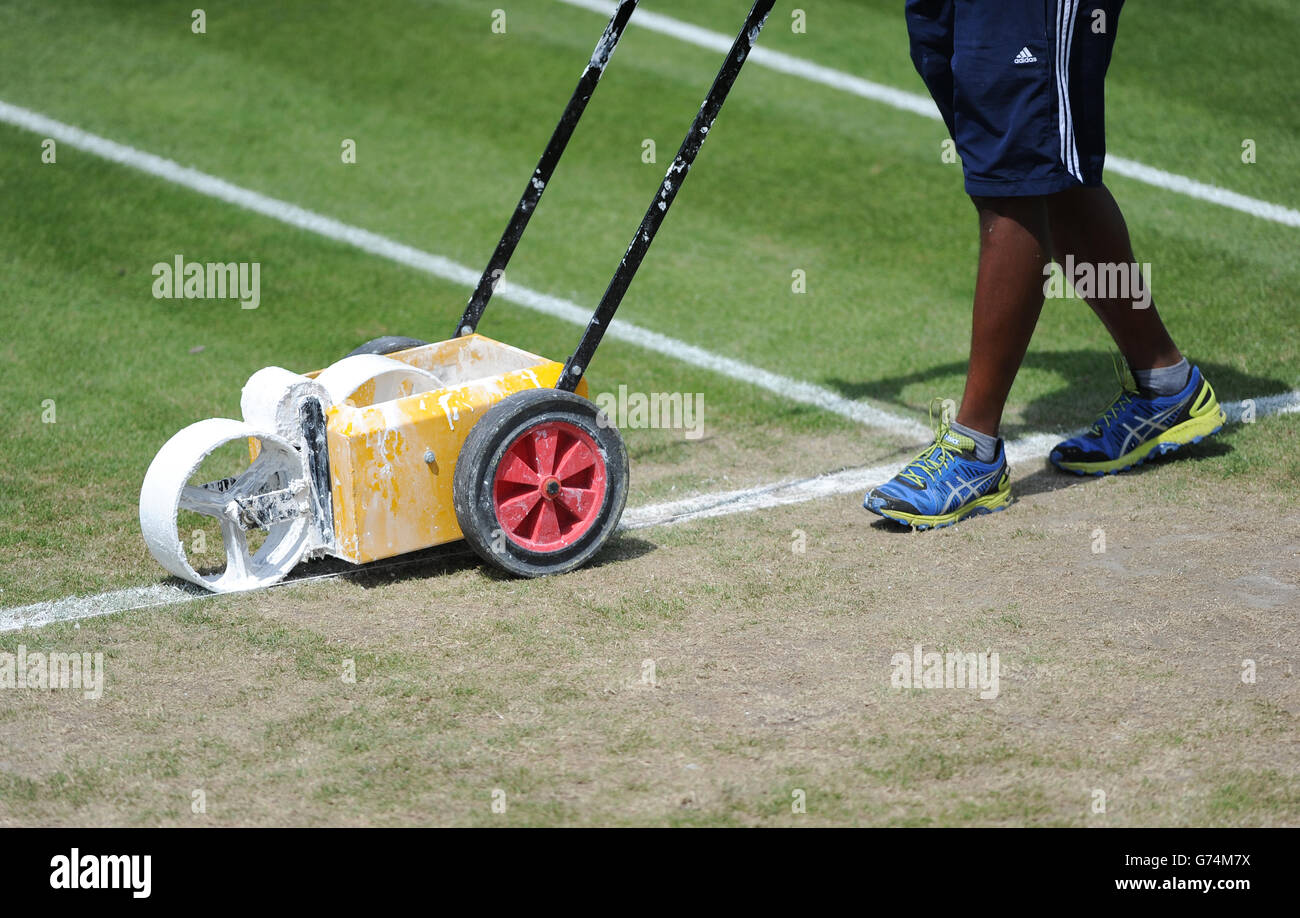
[453,388,629,578]
[345,335,430,357]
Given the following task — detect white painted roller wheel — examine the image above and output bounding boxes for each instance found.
[139,418,315,593]
[241,366,332,439]
[313,354,443,407]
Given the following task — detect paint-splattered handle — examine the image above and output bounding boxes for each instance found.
[455,0,641,339]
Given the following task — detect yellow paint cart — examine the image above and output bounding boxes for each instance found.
[138,0,774,591]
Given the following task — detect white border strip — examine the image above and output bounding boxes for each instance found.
[4,391,1297,633]
[0,99,929,441]
[625,390,1300,527]
[558,0,1300,229]
[622,431,1062,529]
[0,584,208,633]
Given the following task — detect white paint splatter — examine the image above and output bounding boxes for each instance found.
[436,393,457,430]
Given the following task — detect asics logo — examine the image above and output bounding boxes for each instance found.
[1119,402,1184,454]
[940,466,1003,513]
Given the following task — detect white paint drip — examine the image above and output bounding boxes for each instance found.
[0,98,927,441]
[558,0,1300,228]
[6,391,1297,632]
[436,393,457,430]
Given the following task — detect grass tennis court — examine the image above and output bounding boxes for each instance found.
[0,0,1296,826]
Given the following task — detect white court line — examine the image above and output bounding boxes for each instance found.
[0,584,208,634]
[0,99,929,442]
[625,390,1300,527]
[621,431,1062,529]
[4,391,1297,633]
[0,25,1295,630]
[558,0,1300,229]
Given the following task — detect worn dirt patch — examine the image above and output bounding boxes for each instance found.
[2,445,1295,826]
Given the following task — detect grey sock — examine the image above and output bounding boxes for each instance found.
[1131,357,1190,398]
[949,420,1000,463]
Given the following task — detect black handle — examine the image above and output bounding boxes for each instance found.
[454,0,641,338]
[557,0,777,391]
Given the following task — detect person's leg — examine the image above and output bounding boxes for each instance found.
[864,0,1046,527]
[954,195,1052,439]
[1046,181,1225,475]
[1045,184,1182,371]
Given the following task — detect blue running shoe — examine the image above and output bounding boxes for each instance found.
[1050,363,1225,476]
[864,414,1011,530]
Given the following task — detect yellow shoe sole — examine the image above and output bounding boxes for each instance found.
[873,478,1013,530]
[1053,380,1226,476]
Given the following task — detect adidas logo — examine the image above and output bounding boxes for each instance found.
[1013,47,1037,64]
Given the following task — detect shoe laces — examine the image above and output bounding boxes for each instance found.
[898,398,965,486]
[1095,353,1140,431]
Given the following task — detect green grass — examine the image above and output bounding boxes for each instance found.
[0,0,1296,600]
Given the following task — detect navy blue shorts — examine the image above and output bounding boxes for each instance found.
[906,0,1125,197]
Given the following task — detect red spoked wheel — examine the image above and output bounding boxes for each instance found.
[492,421,608,552]
[454,389,629,577]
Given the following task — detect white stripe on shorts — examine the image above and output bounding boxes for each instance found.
[1056,0,1083,181]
